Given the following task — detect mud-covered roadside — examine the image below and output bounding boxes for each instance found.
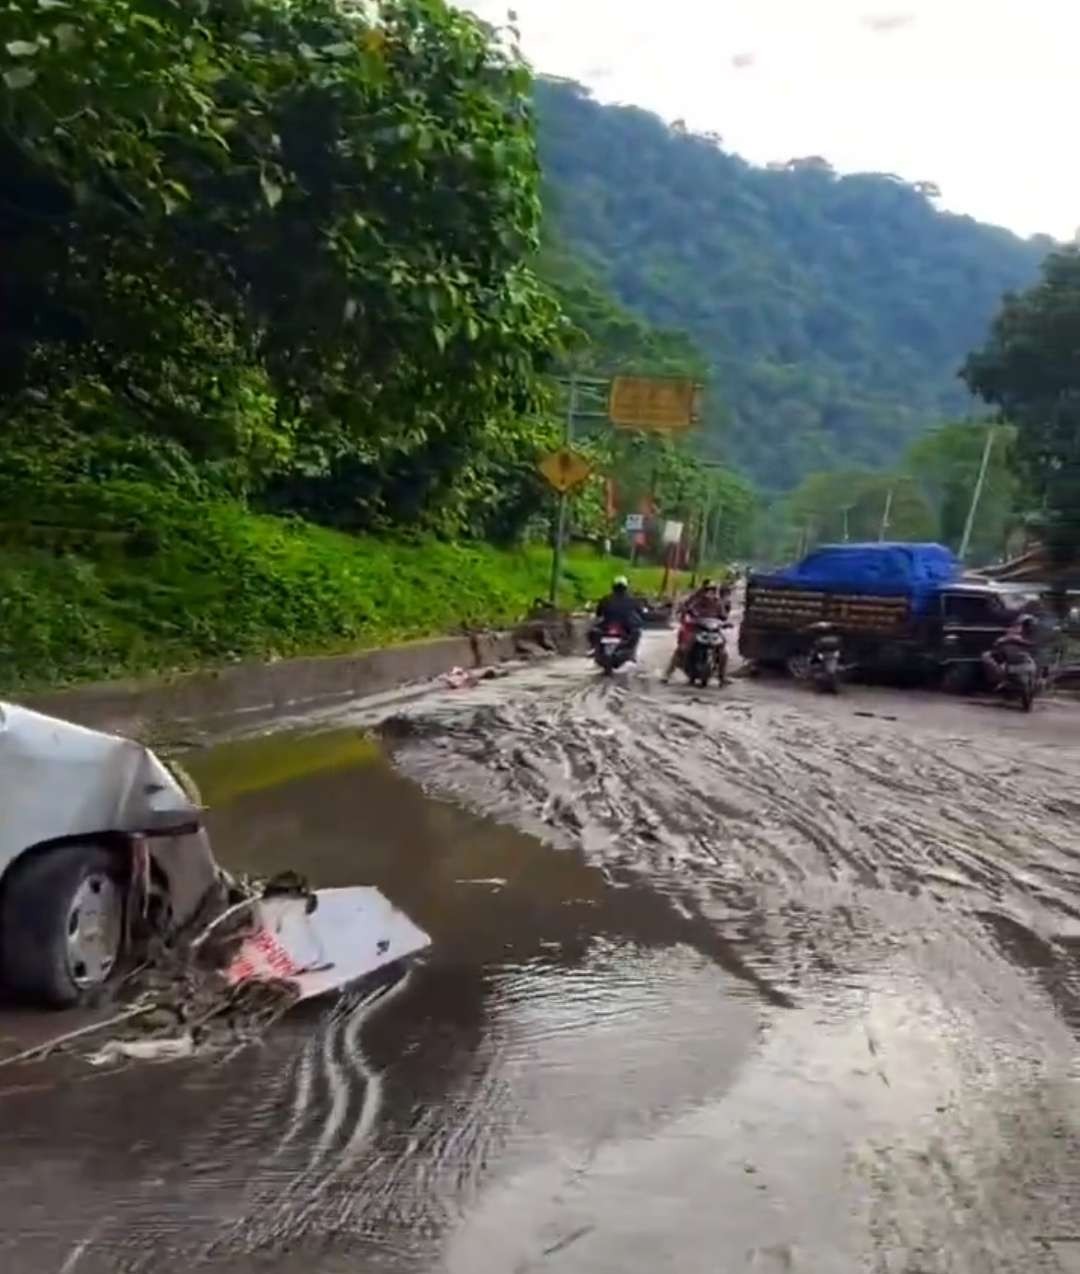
[4,632,1080,1273]
[383,634,1080,1270]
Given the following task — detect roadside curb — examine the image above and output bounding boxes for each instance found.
[18,618,592,736]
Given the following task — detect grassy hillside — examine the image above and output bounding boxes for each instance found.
[536,78,1047,490]
[0,483,664,691]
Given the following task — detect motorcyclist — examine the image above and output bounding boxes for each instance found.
[681,577,732,621]
[981,613,1038,687]
[590,575,644,658]
[663,580,728,683]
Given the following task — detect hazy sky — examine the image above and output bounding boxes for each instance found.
[463,0,1076,240]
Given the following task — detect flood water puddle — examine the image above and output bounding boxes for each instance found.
[0,727,761,1274]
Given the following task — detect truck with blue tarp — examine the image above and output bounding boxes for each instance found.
[738,542,1046,679]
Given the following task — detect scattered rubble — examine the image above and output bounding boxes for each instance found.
[2,871,430,1069]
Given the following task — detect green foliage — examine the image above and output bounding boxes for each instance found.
[535,78,1046,491]
[778,470,936,559]
[540,235,708,378]
[963,248,1080,559]
[0,5,759,691]
[759,423,1022,565]
[0,481,663,690]
[539,230,754,559]
[905,422,1019,563]
[0,0,563,521]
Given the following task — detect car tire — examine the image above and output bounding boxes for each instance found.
[0,844,126,1007]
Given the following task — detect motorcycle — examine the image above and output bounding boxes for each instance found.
[682,616,729,688]
[809,629,843,694]
[788,623,844,694]
[592,622,637,675]
[1000,650,1040,712]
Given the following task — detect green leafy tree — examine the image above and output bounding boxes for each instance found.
[0,0,563,520]
[535,78,1045,492]
[783,469,935,555]
[963,248,1080,559]
[904,422,1019,564]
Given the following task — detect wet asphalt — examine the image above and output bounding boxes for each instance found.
[3,631,1080,1273]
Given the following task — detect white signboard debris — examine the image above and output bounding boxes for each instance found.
[224,887,431,1002]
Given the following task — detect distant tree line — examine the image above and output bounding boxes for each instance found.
[535,77,1047,493]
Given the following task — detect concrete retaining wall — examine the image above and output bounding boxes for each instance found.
[18,621,586,736]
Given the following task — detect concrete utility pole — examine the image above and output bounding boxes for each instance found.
[694,460,728,580]
[548,372,577,607]
[696,489,713,578]
[958,425,996,563]
[878,488,893,542]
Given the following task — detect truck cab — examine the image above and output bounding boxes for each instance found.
[932,582,1059,693]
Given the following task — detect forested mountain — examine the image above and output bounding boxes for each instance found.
[535,78,1049,490]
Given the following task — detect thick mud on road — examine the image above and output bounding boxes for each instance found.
[4,633,1080,1273]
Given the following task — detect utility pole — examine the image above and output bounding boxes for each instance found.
[958,425,996,563]
[840,504,854,543]
[695,489,713,582]
[878,488,893,542]
[548,372,577,607]
[695,461,727,580]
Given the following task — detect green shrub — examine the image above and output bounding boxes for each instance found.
[0,483,665,690]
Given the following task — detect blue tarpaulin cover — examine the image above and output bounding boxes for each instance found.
[759,542,960,615]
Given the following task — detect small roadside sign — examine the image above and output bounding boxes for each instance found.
[661,519,684,546]
[538,447,593,495]
[624,513,645,533]
[609,376,702,432]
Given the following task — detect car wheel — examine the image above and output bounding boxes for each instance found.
[1,844,126,1007]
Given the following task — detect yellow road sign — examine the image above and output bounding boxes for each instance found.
[538,447,593,494]
[608,376,701,431]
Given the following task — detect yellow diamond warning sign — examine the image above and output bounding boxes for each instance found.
[537,447,593,494]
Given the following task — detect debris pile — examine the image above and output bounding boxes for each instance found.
[2,872,430,1068]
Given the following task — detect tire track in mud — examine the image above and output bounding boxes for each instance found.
[176,972,419,1267]
[389,671,1080,1024]
[381,670,1080,1269]
[175,963,517,1270]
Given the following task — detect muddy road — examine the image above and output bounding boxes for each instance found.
[4,632,1080,1273]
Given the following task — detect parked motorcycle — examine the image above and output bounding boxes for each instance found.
[592,622,637,675]
[682,617,729,688]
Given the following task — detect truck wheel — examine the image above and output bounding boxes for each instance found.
[1,844,126,1007]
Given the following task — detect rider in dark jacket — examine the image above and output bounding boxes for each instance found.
[591,576,644,656]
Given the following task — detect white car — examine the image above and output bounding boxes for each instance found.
[0,703,221,1006]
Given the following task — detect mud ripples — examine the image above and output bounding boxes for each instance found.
[392,674,1080,1023]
